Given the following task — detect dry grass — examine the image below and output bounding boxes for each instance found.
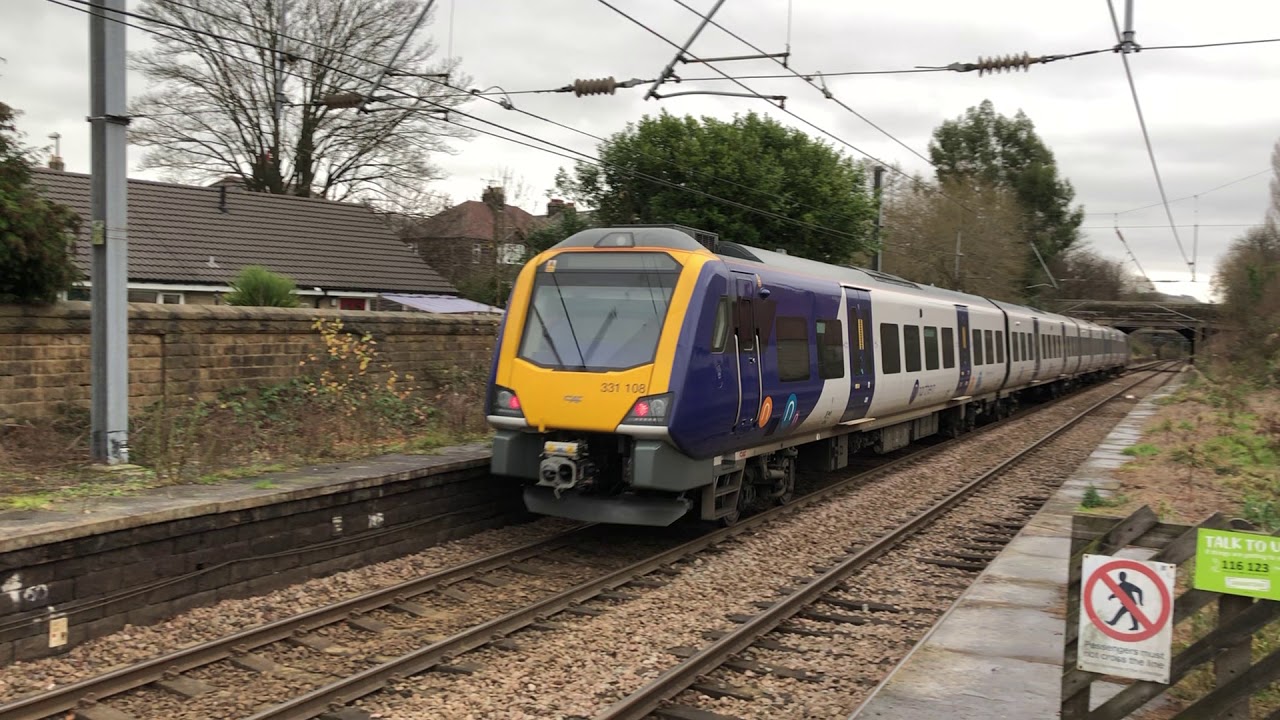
[1094,371,1280,719]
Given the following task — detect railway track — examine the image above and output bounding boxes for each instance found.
[594,362,1177,720]
[0,363,1174,720]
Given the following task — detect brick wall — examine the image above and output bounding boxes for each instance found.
[0,302,499,420]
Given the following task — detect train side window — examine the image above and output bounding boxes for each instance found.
[983,329,994,366]
[995,330,1005,363]
[1023,333,1030,360]
[903,325,922,372]
[777,316,811,382]
[941,327,955,369]
[1012,333,1021,362]
[971,328,984,365]
[923,326,940,370]
[816,318,845,379]
[880,323,901,374]
[711,297,730,353]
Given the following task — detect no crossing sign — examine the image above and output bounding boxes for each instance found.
[1077,554,1175,683]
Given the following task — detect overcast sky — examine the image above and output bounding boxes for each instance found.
[4,0,1278,302]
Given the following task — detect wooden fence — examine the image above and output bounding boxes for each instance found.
[1062,506,1280,719]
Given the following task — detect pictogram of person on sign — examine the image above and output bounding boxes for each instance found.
[1105,571,1144,631]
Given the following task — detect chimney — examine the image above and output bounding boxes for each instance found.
[47,132,65,171]
[481,185,505,208]
[546,198,566,217]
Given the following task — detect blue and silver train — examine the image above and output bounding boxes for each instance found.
[485,226,1129,526]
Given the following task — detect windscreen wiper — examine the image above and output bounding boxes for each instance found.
[547,271,588,370]
[530,301,567,369]
[582,307,618,365]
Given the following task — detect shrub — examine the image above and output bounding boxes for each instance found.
[0,102,81,304]
[223,265,300,307]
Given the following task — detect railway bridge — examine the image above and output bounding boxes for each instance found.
[1049,299,1223,358]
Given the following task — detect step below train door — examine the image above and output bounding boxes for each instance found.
[731,271,762,434]
[841,286,875,423]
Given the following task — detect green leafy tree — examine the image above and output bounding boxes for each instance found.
[223,265,300,307]
[929,100,1084,265]
[0,102,81,304]
[558,111,874,262]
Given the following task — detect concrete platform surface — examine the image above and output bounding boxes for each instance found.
[851,376,1181,719]
[0,443,491,553]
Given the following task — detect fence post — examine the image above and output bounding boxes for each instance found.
[1215,592,1254,719]
[1063,518,1096,720]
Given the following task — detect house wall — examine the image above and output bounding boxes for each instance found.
[0,302,499,420]
[408,237,526,291]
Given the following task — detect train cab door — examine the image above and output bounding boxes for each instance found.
[731,272,762,433]
[841,286,875,422]
[953,305,972,398]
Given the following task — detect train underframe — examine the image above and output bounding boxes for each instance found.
[494,367,1125,527]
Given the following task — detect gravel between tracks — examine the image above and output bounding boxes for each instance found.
[354,376,1161,720]
[0,517,578,704]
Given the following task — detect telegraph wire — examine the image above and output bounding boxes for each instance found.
[667,0,936,168]
[46,0,874,245]
[48,0,874,232]
[1143,37,1280,51]
[1084,167,1273,215]
[1105,0,1193,276]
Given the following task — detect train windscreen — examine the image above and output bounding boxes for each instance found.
[517,252,681,371]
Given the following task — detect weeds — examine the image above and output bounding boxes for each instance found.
[1081,485,1127,509]
[1122,443,1161,458]
[4,318,494,508]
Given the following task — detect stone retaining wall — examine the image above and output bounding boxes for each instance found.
[0,449,522,664]
[0,302,499,420]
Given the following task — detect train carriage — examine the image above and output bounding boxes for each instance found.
[487,225,1129,527]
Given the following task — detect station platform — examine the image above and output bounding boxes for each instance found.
[850,377,1182,719]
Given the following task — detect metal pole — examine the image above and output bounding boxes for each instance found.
[1121,0,1136,51]
[361,0,437,110]
[871,165,884,272]
[643,0,728,100]
[273,0,288,128]
[89,0,130,464]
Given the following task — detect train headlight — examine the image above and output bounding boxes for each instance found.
[623,392,674,425]
[491,385,525,418]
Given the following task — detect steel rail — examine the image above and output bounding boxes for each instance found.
[0,363,1159,720]
[0,526,594,720]
[242,365,1168,720]
[592,363,1177,720]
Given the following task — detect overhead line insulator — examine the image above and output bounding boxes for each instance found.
[572,77,622,96]
[971,52,1035,76]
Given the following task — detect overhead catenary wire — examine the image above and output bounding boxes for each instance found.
[647,0,1064,288]
[1105,0,1193,276]
[46,0,879,236]
[667,0,936,168]
[1083,167,1273,215]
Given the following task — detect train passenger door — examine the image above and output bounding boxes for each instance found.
[841,287,875,422]
[731,273,762,433]
[954,305,972,397]
[1032,318,1042,379]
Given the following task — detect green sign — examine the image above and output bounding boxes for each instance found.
[1194,528,1280,601]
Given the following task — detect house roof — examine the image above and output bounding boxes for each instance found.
[381,293,503,314]
[408,200,539,242]
[32,168,456,295]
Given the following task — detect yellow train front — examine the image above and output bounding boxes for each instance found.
[486,225,730,526]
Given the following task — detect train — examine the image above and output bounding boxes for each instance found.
[485,225,1129,526]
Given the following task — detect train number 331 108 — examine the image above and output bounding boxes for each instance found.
[601,382,646,394]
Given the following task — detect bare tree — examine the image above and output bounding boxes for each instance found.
[880,178,1027,301]
[128,0,472,209]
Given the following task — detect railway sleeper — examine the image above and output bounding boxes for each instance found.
[154,675,219,699]
[75,703,140,720]
[692,680,758,701]
[919,557,988,572]
[656,705,747,720]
